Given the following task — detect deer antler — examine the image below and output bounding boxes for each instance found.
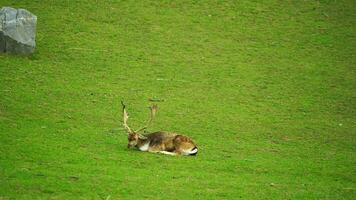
[135,104,158,133]
[121,101,133,134]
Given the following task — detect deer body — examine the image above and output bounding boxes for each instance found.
[121,102,198,156]
[131,131,198,155]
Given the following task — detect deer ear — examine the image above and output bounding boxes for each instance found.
[138,134,147,140]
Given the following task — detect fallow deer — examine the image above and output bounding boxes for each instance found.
[121,101,198,156]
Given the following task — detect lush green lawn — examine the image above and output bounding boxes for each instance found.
[0,0,355,199]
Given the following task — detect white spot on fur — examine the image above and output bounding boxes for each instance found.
[139,142,149,151]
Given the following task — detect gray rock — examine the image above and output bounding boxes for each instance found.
[0,7,37,55]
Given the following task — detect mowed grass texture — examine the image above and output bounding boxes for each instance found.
[0,0,355,199]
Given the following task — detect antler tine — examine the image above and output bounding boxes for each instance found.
[121,101,133,134]
[135,104,158,133]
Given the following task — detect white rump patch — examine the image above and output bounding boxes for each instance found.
[190,147,198,154]
[183,147,198,155]
[138,142,149,151]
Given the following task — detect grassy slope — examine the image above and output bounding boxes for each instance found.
[0,0,355,199]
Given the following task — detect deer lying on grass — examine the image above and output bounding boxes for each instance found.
[121,101,198,156]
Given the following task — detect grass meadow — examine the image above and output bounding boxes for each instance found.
[0,0,355,199]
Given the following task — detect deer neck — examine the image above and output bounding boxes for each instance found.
[137,137,150,151]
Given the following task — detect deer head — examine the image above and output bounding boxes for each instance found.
[121,101,157,148]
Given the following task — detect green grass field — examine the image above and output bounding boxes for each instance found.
[0,0,355,199]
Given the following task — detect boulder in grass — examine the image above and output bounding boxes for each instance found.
[0,7,37,55]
